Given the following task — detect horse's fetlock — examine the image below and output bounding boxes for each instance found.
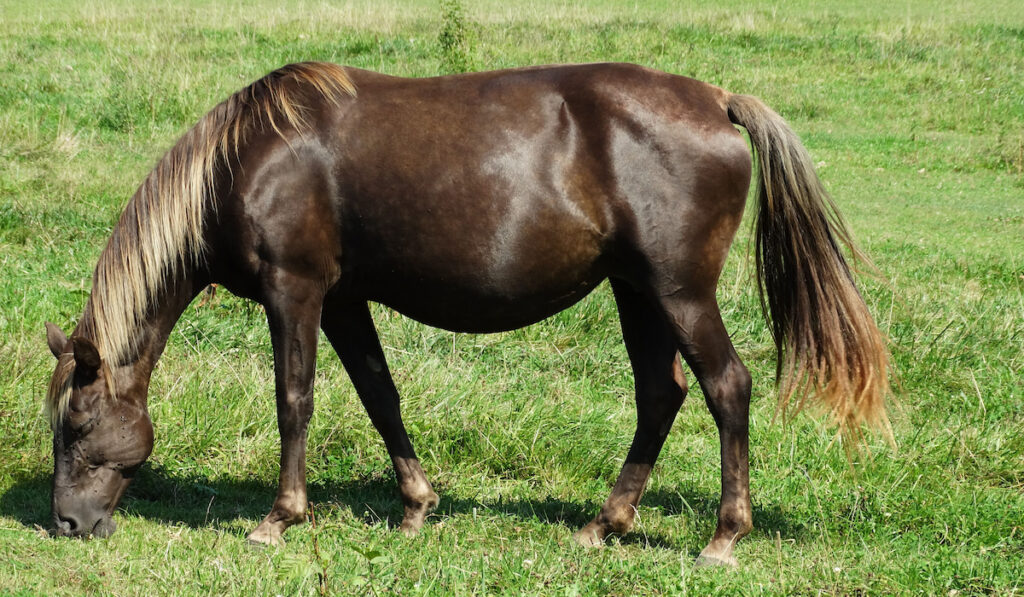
[400,478,438,510]
[599,504,637,534]
[720,506,753,537]
[273,508,306,527]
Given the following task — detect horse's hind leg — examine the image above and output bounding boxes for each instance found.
[660,293,752,567]
[321,300,439,534]
[573,279,688,546]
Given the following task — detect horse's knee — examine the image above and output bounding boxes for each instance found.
[278,389,314,425]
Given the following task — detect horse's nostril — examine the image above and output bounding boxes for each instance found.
[57,515,80,535]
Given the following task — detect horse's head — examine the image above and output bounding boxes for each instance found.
[44,323,153,538]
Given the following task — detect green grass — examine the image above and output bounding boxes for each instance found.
[1,1,1022,594]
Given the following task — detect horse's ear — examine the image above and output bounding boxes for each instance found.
[71,336,102,373]
[45,322,69,359]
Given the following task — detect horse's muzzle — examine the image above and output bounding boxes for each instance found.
[53,512,116,538]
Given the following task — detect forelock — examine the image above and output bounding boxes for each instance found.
[46,354,75,431]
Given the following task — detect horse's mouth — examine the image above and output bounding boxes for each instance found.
[91,515,116,538]
[52,514,116,539]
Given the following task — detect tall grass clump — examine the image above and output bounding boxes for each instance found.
[438,0,474,73]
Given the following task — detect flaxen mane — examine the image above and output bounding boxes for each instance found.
[47,62,356,429]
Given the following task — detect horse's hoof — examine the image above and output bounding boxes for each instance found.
[246,527,284,548]
[398,522,421,537]
[572,527,605,548]
[694,553,738,568]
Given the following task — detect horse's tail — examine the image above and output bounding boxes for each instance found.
[726,94,892,443]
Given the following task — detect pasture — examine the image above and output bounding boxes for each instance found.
[1,0,1021,594]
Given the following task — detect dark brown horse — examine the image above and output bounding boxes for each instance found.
[44,62,890,566]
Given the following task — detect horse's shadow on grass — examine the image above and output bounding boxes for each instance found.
[1,466,805,553]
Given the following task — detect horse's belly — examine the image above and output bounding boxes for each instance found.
[350,225,609,332]
[363,272,606,333]
[342,189,612,332]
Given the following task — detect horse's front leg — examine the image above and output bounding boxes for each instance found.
[321,300,439,535]
[247,276,324,547]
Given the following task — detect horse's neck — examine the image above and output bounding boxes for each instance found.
[133,273,206,369]
[81,269,206,394]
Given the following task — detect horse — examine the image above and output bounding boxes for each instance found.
[43,62,890,567]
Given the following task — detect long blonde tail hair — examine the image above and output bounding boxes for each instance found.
[727,94,893,443]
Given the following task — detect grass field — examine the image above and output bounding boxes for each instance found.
[1,0,1022,594]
